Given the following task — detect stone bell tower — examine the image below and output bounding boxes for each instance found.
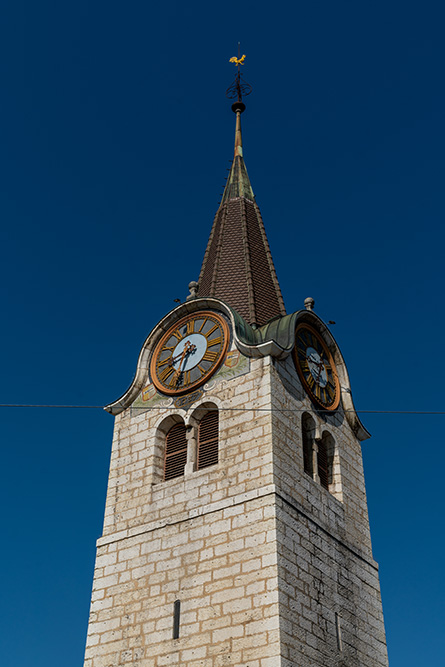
[83,67,388,667]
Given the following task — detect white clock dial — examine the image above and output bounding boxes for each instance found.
[306,347,328,387]
[293,323,340,411]
[171,334,208,372]
[150,311,230,395]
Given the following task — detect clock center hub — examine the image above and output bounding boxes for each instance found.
[172,334,208,372]
[306,346,328,388]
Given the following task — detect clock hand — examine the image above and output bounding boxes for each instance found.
[306,352,326,383]
[181,343,197,367]
[172,346,189,378]
[170,341,196,364]
[316,363,324,383]
[307,353,324,367]
[173,343,197,382]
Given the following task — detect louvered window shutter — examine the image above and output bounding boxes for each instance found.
[164,423,187,481]
[197,411,219,470]
[318,438,329,490]
[302,430,312,476]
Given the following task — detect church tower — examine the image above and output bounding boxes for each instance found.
[83,63,388,667]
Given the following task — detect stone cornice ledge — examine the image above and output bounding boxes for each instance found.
[97,484,276,547]
[96,483,379,571]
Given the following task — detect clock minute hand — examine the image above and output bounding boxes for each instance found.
[308,353,322,366]
[307,353,325,383]
[173,342,197,381]
[180,343,197,369]
[171,350,186,365]
[171,341,194,365]
[172,345,189,378]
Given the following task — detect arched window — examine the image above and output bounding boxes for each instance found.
[197,411,219,470]
[301,412,315,477]
[164,423,188,481]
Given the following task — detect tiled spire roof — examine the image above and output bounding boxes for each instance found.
[198,104,286,328]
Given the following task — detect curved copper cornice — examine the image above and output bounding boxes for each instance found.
[104,298,369,440]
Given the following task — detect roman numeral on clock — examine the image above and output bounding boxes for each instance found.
[159,366,175,383]
[207,336,221,347]
[203,350,218,362]
[327,384,336,399]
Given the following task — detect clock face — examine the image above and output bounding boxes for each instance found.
[150,311,230,395]
[293,323,340,411]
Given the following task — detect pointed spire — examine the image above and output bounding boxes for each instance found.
[221,103,255,203]
[234,105,243,156]
[198,75,286,328]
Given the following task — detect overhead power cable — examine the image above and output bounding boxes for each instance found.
[0,404,444,415]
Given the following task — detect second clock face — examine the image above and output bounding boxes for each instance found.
[150,311,230,395]
[293,323,340,411]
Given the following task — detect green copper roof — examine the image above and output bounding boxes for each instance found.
[228,305,299,353]
[220,109,255,203]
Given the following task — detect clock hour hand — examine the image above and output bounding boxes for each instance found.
[170,341,196,364]
[307,353,324,366]
[172,342,197,383]
[306,352,326,383]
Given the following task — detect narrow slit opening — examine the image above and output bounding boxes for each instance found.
[335,612,342,651]
[173,599,181,639]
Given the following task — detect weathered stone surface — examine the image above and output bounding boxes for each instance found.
[83,353,388,666]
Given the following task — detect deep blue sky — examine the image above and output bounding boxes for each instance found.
[1,1,444,665]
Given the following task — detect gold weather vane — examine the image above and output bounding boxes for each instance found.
[229,54,246,67]
[226,45,252,104]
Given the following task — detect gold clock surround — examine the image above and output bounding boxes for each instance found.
[150,310,230,396]
[293,323,340,411]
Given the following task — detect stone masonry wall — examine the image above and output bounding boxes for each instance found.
[101,356,274,537]
[84,357,285,667]
[270,355,374,559]
[276,500,387,666]
[84,348,388,666]
[270,355,388,666]
[84,492,281,667]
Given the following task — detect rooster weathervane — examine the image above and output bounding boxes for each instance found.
[226,45,252,103]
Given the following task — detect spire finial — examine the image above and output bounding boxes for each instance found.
[304,297,315,312]
[186,281,198,301]
[226,45,252,113]
[197,55,286,326]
